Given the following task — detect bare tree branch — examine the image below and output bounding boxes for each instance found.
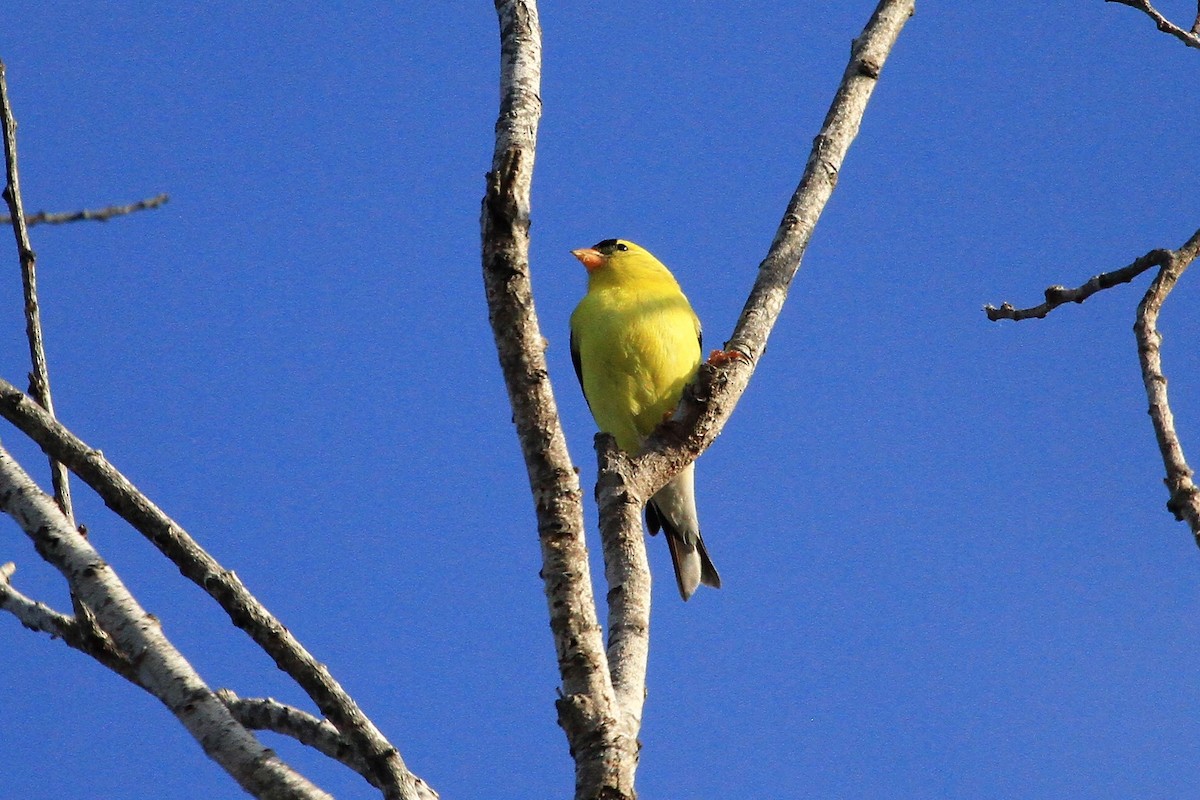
[1,560,144,684]
[983,247,1175,321]
[0,60,73,523]
[0,193,170,227]
[217,690,389,792]
[1135,228,1200,538]
[983,222,1200,539]
[1106,0,1200,48]
[0,444,330,800]
[0,379,436,800]
[482,3,635,799]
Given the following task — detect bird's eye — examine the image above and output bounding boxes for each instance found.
[616,243,628,251]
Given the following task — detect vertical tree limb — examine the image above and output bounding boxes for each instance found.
[0,60,73,524]
[595,437,651,731]
[482,2,638,798]
[1135,228,1200,538]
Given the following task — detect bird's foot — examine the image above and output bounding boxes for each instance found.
[707,348,748,367]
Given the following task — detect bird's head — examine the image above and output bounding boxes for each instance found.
[570,239,671,283]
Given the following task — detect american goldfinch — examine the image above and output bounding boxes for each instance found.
[569,239,721,601]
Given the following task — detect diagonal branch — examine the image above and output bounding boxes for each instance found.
[1134,227,1200,539]
[596,0,916,775]
[1106,0,1200,49]
[0,379,435,800]
[482,3,633,799]
[0,193,170,227]
[0,444,329,800]
[602,0,917,587]
[983,245,1179,321]
[0,60,73,523]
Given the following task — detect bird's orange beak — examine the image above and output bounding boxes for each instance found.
[571,247,605,273]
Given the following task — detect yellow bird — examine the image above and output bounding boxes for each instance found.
[569,239,720,600]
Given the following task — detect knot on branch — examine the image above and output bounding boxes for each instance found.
[594,433,641,502]
[1044,285,1070,304]
[854,54,882,78]
[482,148,529,234]
[1166,479,1198,522]
[984,302,1014,321]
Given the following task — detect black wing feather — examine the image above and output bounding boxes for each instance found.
[569,328,592,412]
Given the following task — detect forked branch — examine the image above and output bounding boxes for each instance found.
[985,225,1200,540]
[0,443,330,800]
[217,691,394,792]
[0,378,436,800]
[0,561,140,684]
[482,2,915,799]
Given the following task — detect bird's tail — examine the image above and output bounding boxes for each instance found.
[646,462,721,601]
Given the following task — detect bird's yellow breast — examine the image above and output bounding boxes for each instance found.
[571,281,701,453]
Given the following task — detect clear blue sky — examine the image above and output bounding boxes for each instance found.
[4,3,1200,798]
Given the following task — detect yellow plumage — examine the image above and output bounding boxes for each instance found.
[569,239,720,600]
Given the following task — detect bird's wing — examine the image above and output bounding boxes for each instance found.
[569,327,592,412]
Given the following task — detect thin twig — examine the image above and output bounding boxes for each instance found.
[1106,0,1200,48]
[0,59,73,524]
[0,378,436,800]
[217,691,383,791]
[984,247,1174,321]
[0,193,170,227]
[0,560,74,637]
[483,2,643,798]
[1134,228,1200,539]
[0,561,140,684]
